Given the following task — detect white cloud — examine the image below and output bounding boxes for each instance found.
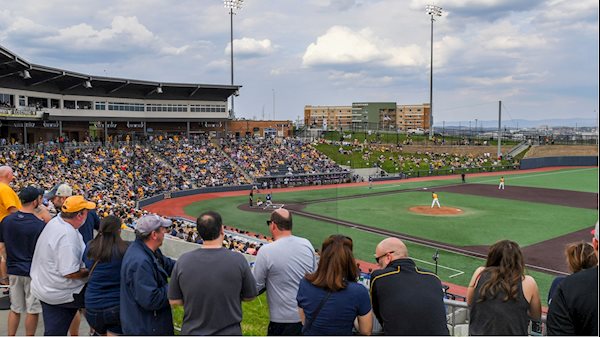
[44,16,154,50]
[540,0,598,22]
[477,21,548,50]
[327,70,394,87]
[225,38,274,58]
[302,26,383,67]
[160,45,190,56]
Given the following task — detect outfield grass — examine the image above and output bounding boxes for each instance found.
[474,167,598,193]
[172,293,270,335]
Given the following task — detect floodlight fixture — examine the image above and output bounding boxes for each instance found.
[156,86,163,94]
[224,0,243,14]
[0,69,32,80]
[21,70,32,79]
[426,4,442,17]
[83,80,92,89]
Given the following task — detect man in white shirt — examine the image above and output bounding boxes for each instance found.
[30,195,96,335]
[253,208,317,335]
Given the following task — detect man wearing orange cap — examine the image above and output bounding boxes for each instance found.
[30,195,96,336]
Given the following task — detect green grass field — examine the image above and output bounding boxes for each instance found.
[180,167,598,335]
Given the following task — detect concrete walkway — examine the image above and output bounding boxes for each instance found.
[0,293,90,336]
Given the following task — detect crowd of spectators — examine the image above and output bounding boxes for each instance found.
[224,137,347,177]
[148,136,250,187]
[329,139,516,173]
[166,219,269,256]
[1,144,189,221]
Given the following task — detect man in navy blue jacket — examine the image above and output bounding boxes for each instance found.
[120,214,175,335]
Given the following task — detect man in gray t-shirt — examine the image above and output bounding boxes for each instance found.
[169,211,257,335]
[253,208,317,335]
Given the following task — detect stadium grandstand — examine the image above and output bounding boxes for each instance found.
[1,45,238,143]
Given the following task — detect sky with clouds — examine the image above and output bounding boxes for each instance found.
[0,0,598,124]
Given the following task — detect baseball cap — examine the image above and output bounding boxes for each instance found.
[61,196,96,213]
[45,183,73,199]
[19,186,44,204]
[135,214,172,235]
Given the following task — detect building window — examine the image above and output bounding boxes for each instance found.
[109,102,145,112]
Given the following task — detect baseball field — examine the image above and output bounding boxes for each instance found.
[148,167,598,309]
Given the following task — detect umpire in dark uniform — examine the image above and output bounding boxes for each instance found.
[370,238,449,335]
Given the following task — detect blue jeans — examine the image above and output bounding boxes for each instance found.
[85,305,123,335]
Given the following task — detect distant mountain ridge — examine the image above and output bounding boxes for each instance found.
[436,118,597,128]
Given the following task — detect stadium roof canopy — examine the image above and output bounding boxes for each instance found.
[0,45,240,101]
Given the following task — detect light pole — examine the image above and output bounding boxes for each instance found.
[426,4,442,140]
[224,0,244,119]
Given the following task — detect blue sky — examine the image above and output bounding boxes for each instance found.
[1,0,598,124]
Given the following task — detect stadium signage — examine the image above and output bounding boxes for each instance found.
[43,122,59,128]
[13,122,36,128]
[126,122,145,128]
[91,121,117,129]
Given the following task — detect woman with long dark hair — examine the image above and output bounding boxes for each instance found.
[83,215,129,335]
[466,240,541,335]
[296,235,372,335]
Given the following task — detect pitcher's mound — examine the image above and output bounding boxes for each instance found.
[409,206,464,215]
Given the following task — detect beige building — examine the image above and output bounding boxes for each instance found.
[304,105,353,129]
[305,103,430,131]
[396,103,430,131]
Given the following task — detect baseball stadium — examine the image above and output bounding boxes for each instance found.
[1,32,598,337]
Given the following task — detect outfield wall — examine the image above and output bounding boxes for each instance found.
[519,156,598,169]
[137,184,253,208]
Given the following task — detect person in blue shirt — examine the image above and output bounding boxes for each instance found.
[79,209,101,244]
[0,186,46,336]
[297,235,372,335]
[120,214,175,335]
[83,215,130,335]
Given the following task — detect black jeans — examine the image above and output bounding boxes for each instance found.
[268,322,303,336]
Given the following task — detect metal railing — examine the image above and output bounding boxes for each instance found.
[443,299,546,336]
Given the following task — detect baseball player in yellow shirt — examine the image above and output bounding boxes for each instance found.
[431,192,441,208]
[499,176,505,190]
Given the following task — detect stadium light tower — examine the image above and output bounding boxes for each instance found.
[224,0,244,119]
[426,4,442,140]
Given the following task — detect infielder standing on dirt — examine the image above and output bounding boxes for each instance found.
[431,192,441,208]
[499,176,505,190]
